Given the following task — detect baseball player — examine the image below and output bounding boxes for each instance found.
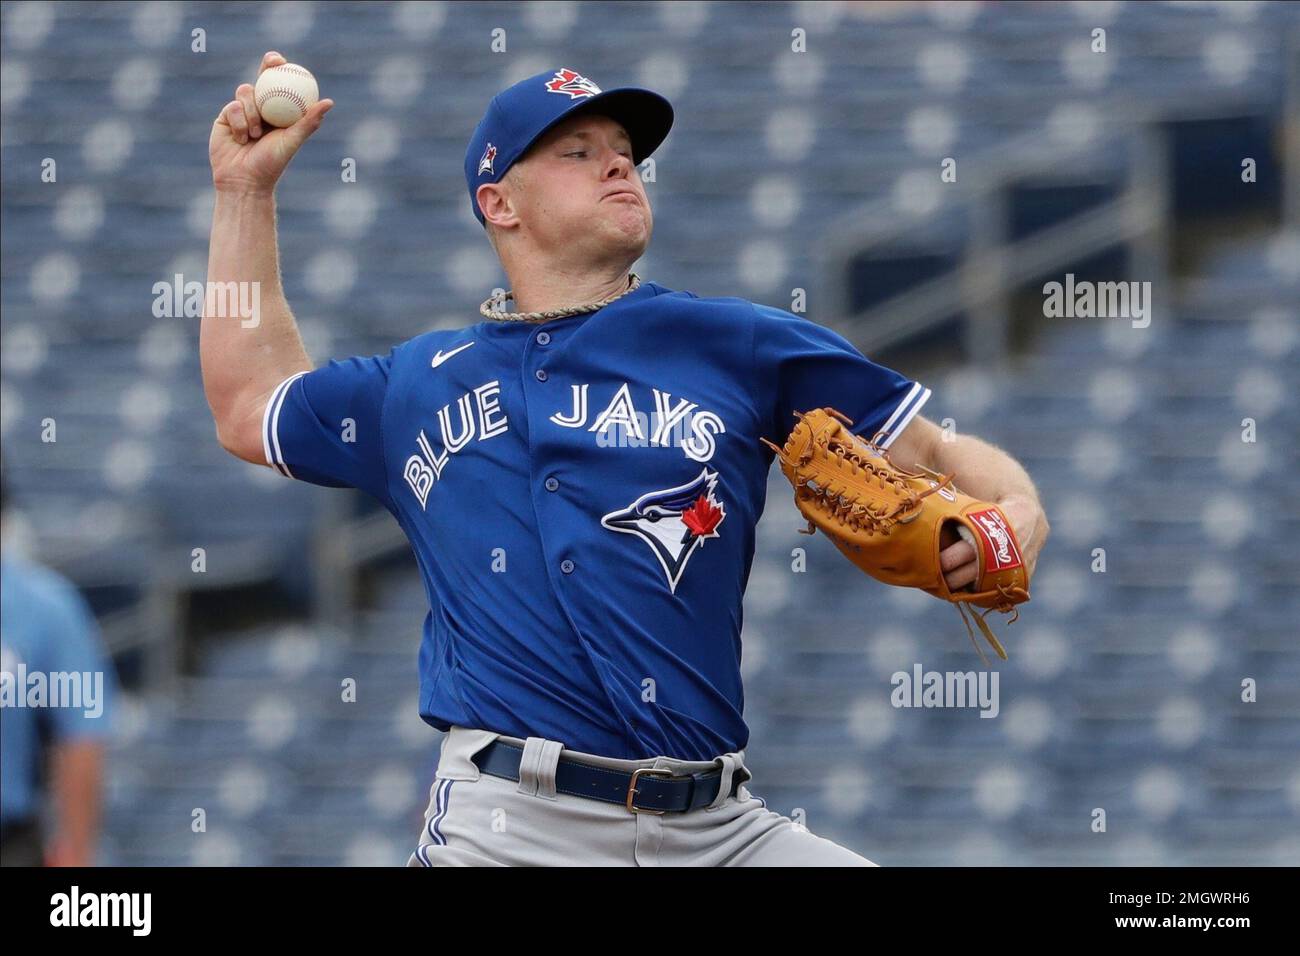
[202,57,1049,866]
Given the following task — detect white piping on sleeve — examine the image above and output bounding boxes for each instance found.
[262,371,309,478]
[876,382,922,437]
[876,384,931,450]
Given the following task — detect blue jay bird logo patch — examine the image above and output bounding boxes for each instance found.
[600,468,726,594]
[477,143,497,176]
[544,68,601,99]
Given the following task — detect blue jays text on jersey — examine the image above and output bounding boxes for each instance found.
[262,281,931,761]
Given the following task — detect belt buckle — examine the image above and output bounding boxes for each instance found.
[626,767,674,814]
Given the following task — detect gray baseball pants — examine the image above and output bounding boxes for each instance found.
[408,725,876,867]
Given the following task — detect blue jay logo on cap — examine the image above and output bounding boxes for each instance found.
[477,143,497,176]
[544,68,601,100]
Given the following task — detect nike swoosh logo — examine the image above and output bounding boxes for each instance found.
[431,341,475,368]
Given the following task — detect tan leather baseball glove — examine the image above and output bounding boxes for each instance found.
[761,407,1030,664]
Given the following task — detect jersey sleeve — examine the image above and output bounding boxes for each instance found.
[752,303,930,450]
[41,575,116,741]
[262,352,394,504]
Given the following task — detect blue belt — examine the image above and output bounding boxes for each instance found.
[472,740,748,814]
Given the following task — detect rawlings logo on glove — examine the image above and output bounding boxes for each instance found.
[761,407,1031,664]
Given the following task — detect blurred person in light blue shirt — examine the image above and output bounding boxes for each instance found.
[1,470,116,866]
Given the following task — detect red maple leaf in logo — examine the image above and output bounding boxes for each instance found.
[681,495,723,537]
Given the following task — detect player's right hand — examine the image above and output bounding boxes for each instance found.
[209,51,334,195]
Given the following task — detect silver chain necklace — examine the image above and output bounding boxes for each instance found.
[479,273,642,323]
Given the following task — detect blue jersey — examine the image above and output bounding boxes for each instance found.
[1,555,116,824]
[263,281,930,760]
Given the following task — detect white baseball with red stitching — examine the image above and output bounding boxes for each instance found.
[254,63,319,128]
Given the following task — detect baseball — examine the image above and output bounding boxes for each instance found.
[255,62,319,128]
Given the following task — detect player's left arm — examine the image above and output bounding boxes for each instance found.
[887,415,1050,591]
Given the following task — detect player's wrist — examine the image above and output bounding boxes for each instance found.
[213,181,277,201]
[994,490,1039,511]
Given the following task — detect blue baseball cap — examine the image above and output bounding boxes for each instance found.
[464,67,674,227]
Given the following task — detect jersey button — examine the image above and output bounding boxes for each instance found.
[560,559,575,574]
[535,369,548,382]
[536,331,551,346]
[544,477,559,492]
